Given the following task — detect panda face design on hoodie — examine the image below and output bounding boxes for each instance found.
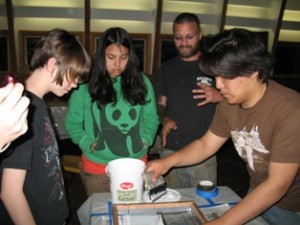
[108,107,138,134]
[94,99,144,157]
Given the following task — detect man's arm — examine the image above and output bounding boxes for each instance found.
[156,95,178,146]
[146,130,227,179]
[156,95,167,124]
[1,168,36,225]
[206,162,300,225]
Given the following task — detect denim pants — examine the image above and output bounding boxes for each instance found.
[261,205,300,225]
[159,148,217,188]
[247,188,300,225]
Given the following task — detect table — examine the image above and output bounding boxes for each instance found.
[77,186,268,225]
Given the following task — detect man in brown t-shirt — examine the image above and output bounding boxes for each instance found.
[146,28,300,225]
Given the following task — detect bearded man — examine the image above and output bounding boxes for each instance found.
[153,12,223,188]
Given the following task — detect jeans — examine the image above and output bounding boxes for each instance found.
[159,148,217,188]
[261,205,300,225]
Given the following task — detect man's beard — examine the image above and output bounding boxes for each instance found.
[177,45,199,58]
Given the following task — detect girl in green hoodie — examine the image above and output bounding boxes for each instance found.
[65,27,159,196]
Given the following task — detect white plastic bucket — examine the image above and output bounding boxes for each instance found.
[106,158,145,204]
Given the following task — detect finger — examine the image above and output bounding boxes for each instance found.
[1,84,25,112]
[193,94,206,99]
[162,129,168,146]
[10,108,28,134]
[19,109,29,135]
[4,96,30,135]
[12,95,30,117]
[197,99,209,107]
[10,83,24,95]
[196,82,209,89]
[162,136,166,146]
[0,83,14,104]
[192,88,205,94]
[151,166,162,180]
[144,163,158,181]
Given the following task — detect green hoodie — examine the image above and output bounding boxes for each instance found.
[65,74,159,164]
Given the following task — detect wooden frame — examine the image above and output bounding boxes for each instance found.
[113,201,207,225]
[0,30,9,73]
[19,30,84,66]
[90,32,151,75]
[159,34,177,65]
[89,32,101,56]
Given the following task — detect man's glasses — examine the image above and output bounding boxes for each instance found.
[174,32,199,41]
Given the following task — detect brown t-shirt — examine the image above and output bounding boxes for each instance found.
[210,80,300,211]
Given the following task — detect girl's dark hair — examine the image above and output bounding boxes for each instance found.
[199,28,274,83]
[89,27,148,107]
[30,28,91,85]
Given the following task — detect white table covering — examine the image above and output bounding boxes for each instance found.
[77,186,268,225]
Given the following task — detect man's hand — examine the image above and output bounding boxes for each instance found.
[193,82,223,107]
[0,83,30,151]
[161,117,178,146]
[145,158,170,182]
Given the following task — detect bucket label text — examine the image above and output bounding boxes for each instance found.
[117,189,137,202]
